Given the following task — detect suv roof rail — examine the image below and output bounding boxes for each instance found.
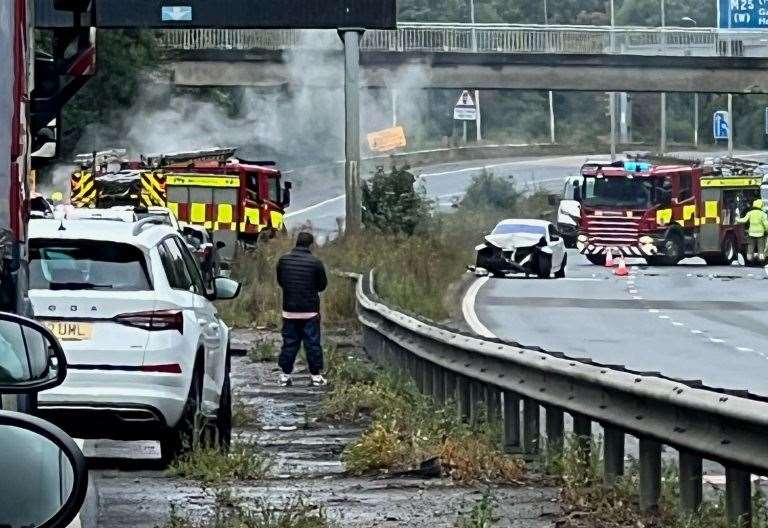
[132,216,168,236]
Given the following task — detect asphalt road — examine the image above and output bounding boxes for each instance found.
[469,251,768,397]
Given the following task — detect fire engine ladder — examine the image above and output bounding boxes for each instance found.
[141,147,237,168]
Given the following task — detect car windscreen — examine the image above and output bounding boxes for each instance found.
[29,239,151,291]
[492,223,547,236]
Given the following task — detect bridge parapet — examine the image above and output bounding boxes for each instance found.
[157,23,768,57]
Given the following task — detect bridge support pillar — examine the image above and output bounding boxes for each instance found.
[726,466,751,528]
[639,438,662,513]
[603,426,625,486]
[503,391,521,453]
[340,28,364,234]
[679,450,702,515]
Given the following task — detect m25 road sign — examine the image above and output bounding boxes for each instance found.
[719,0,768,29]
[714,111,730,140]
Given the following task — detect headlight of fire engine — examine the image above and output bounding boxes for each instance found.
[578,234,588,243]
[639,236,653,245]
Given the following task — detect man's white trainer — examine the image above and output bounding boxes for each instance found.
[279,373,292,387]
[310,374,327,387]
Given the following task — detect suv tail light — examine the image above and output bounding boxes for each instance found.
[115,310,183,333]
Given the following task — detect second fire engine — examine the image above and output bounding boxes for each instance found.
[576,159,761,266]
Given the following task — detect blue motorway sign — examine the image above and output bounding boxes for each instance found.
[714,111,730,140]
[719,0,768,29]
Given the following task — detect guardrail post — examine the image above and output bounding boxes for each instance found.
[423,361,434,397]
[679,450,702,515]
[487,386,501,424]
[522,397,540,455]
[413,356,426,394]
[443,370,457,404]
[726,466,751,528]
[503,391,521,453]
[545,406,564,454]
[432,366,444,405]
[639,438,662,513]
[456,375,471,422]
[469,381,484,427]
[603,426,625,485]
[572,413,592,453]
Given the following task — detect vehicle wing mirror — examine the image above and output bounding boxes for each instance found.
[213,277,241,301]
[573,185,582,202]
[216,241,226,250]
[547,194,560,206]
[0,410,88,528]
[0,313,66,393]
[283,181,292,207]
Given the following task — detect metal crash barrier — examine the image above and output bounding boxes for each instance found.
[356,271,768,526]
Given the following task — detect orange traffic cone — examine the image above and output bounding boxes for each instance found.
[614,256,630,277]
[605,250,615,268]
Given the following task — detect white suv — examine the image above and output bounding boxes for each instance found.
[28,217,241,462]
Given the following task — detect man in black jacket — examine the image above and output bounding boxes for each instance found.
[276,232,328,386]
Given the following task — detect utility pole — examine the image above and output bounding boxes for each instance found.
[609,0,618,153]
[470,0,481,141]
[544,0,555,143]
[660,0,666,155]
[340,29,363,234]
[693,93,699,148]
[728,93,734,156]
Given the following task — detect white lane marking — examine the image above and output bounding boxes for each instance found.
[561,277,601,282]
[672,322,684,327]
[420,154,609,178]
[285,195,344,218]
[737,347,755,352]
[709,338,725,343]
[633,296,643,300]
[648,309,660,313]
[462,277,497,339]
[691,329,703,334]
[658,315,671,319]
[629,289,639,294]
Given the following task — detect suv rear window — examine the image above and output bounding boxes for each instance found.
[29,239,151,291]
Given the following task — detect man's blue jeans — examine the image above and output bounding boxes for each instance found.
[278,316,324,375]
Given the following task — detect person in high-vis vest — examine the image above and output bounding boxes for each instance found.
[737,199,768,262]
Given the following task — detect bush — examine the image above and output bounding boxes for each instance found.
[168,443,271,484]
[461,170,521,211]
[362,165,433,235]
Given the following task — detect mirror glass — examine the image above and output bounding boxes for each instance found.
[0,320,60,386]
[215,277,241,300]
[0,425,74,528]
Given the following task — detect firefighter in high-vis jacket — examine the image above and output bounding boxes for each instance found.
[737,199,768,262]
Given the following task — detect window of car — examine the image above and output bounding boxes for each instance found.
[492,223,547,236]
[160,238,194,292]
[170,237,206,295]
[29,239,151,291]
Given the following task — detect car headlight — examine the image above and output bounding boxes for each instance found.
[578,234,588,242]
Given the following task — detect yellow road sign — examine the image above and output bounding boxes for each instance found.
[367,126,406,153]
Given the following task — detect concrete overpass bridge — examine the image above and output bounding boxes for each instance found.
[160,23,768,94]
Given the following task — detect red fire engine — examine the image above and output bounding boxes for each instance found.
[576,160,759,266]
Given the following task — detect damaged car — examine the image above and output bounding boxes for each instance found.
[472,219,566,279]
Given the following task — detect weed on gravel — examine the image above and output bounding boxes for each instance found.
[163,490,327,528]
[455,488,498,528]
[323,350,524,483]
[168,442,271,484]
[232,396,260,428]
[249,342,276,363]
